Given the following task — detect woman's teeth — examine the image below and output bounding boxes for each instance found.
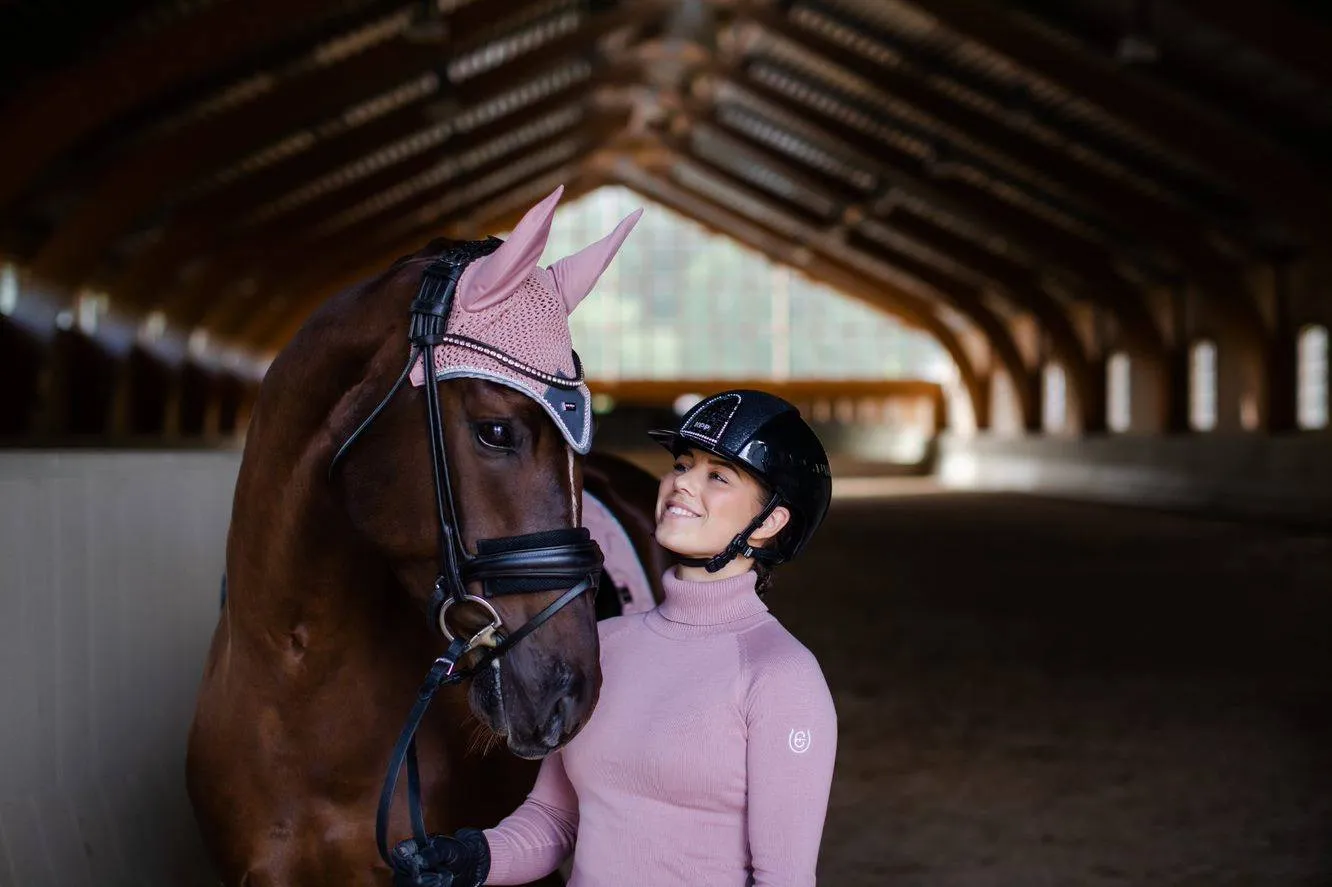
[667,505,698,518]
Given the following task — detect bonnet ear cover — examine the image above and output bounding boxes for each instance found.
[548,207,644,314]
[409,185,642,453]
[455,185,562,313]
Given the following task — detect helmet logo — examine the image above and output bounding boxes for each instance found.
[681,393,742,445]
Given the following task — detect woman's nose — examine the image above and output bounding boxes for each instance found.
[673,465,700,494]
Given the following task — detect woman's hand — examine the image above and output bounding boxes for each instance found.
[391,827,491,887]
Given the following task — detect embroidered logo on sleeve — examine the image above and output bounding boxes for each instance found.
[788,728,812,754]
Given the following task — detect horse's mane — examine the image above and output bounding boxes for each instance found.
[387,237,455,271]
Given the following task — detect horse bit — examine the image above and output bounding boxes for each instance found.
[327,238,604,882]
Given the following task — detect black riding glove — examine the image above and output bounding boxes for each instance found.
[391,827,490,887]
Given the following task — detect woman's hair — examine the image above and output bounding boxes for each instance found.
[750,481,797,598]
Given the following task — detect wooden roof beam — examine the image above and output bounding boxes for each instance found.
[665,108,1096,392]
[657,149,1040,429]
[742,3,1238,261]
[29,0,650,288]
[251,166,603,351]
[1168,0,1332,90]
[898,0,1332,233]
[220,112,628,341]
[0,0,408,212]
[178,92,609,317]
[114,54,642,311]
[704,70,1165,354]
[166,100,598,332]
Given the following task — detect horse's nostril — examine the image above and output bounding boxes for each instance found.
[540,708,565,749]
[540,682,581,749]
[558,691,578,729]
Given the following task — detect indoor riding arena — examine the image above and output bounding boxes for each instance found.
[2,2,1330,886]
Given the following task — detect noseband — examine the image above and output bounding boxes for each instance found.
[327,239,604,880]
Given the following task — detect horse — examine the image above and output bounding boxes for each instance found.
[187,186,666,886]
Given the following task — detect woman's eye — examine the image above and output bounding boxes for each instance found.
[710,471,728,484]
[672,462,687,473]
[476,422,516,450]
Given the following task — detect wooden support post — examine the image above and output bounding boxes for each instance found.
[0,318,47,437]
[1265,261,1298,433]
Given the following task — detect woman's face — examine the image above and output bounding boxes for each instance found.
[654,448,784,560]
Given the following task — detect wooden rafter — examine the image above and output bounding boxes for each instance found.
[660,146,1040,427]
[904,0,1332,232]
[199,109,629,341]
[1168,0,1332,89]
[707,70,1166,355]
[714,35,1266,347]
[186,92,601,305]
[0,0,401,212]
[114,55,641,309]
[252,166,602,350]
[746,2,1259,266]
[220,112,627,339]
[29,0,640,287]
[661,116,1096,420]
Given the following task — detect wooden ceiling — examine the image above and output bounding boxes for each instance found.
[2,0,1329,363]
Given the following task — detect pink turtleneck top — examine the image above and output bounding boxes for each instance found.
[482,569,837,886]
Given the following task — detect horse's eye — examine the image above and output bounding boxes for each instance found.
[476,422,516,451]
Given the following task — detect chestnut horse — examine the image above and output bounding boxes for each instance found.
[187,187,666,886]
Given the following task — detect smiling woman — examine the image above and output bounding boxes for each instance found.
[412,389,840,887]
[652,448,792,583]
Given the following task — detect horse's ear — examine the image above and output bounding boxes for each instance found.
[458,185,564,312]
[548,207,643,314]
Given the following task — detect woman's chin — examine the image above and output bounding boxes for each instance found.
[655,529,713,562]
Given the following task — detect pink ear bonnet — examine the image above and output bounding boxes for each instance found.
[408,185,641,453]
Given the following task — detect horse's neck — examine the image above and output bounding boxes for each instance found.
[227,282,397,639]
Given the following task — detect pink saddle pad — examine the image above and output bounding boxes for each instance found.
[582,491,655,616]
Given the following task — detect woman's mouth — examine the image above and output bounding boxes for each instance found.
[664,502,700,519]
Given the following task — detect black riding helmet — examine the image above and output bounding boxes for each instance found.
[649,389,832,572]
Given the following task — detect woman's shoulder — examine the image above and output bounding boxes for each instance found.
[735,618,826,687]
[734,620,835,724]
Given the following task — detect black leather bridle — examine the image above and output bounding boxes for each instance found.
[327,239,604,881]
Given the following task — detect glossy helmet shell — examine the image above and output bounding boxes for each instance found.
[648,390,832,564]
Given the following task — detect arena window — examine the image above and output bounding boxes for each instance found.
[538,186,946,383]
[0,262,17,316]
[1189,340,1217,431]
[1297,324,1328,430]
[1107,352,1131,433]
[1042,363,1067,433]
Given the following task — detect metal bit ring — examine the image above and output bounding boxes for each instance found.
[436,594,504,651]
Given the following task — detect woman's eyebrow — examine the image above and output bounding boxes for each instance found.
[702,455,738,473]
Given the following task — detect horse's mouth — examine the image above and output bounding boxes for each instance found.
[505,736,561,760]
[468,661,583,759]
[468,663,509,739]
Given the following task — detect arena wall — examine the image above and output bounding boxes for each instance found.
[0,450,240,887]
[938,433,1332,525]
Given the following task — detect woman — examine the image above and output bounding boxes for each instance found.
[400,390,837,887]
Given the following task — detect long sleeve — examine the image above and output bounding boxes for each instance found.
[743,648,838,886]
[482,750,579,885]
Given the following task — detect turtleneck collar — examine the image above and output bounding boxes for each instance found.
[655,568,768,626]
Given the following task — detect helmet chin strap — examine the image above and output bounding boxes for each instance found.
[676,493,784,573]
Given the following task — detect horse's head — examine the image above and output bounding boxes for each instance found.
[334,186,639,758]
